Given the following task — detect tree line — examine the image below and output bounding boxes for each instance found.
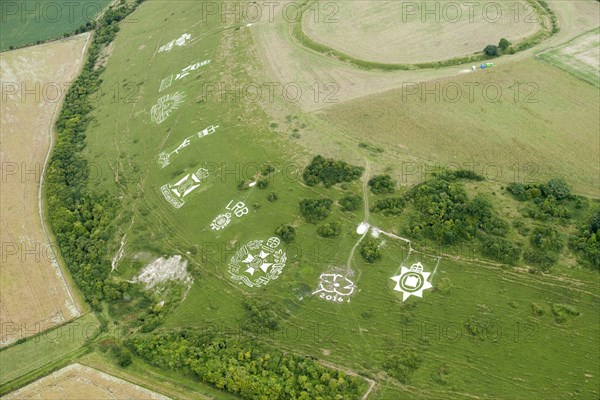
[46,1,143,309]
[127,330,367,399]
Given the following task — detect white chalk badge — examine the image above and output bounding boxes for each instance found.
[228,237,287,288]
[391,262,433,302]
[160,167,209,209]
[158,125,220,168]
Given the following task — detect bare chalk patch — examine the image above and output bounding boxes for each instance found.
[133,255,193,291]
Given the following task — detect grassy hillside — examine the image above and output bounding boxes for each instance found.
[23,0,599,398]
[68,0,600,398]
[319,58,600,197]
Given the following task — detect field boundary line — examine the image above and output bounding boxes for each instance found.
[293,0,558,72]
[37,32,94,319]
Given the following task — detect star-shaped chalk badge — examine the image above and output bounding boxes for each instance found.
[391,262,433,302]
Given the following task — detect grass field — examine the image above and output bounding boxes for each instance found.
[303,0,541,64]
[0,34,91,347]
[318,58,600,197]
[0,313,99,392]
[0,0,593,398]
[539,27,600,86]
[80,351,240,399]
[0,0,112,51]
[4,363,168,399]
[57,0,600,398]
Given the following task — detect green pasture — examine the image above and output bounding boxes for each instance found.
[0,313,99,394]
[45,0,600,398]
[0,0,112,51]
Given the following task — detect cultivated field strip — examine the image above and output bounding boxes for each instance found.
[4,363,169,399]
[0,35,91,346]
[303,0,541,64]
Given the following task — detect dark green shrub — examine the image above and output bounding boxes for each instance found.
[317,222,342,237]
[484,44,499,57]
[383,347,422,383]
[360,239,382,263]
[371,197,405,216]
[339,195,362,212]
[480,235,522,265]
[571,209,600,269]
[368,174,396,195]
[302,155,364,187]
[299,198,333,223]
[275,225,296,243]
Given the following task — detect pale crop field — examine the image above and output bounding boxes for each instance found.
[0,34,90,346]
[539,27,600,86]
[4,363,169,399]
[250,0,599,111]
[303,0,541,64]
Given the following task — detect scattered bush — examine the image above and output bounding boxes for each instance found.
[480,235,522,265]
[525,226,563,271]
[339,195,362,212]
[317,222,342,238]
[571,209,600,269]
[360,239,382,263]
[358,142,384,153]
[275,225,296,243]
[464,315,492,339]
[484,44,499,57]
[551,303,580,324]
[383,347,422,383]
[237,180,249,190]
[499,38,511,50]
[257,179,269,189]
[368,174,396,195]
[102,341,133,367]
[531,301,545,316]
[117,349,133,367]
[299,198,333,223]
[261,164,275,176]
[267,192,278,202]
[303,155,364,187]
[431,365,450,385]
[371,197,405,216]
[434,277,453,295]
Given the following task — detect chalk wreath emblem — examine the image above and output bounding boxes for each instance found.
[210,213,232,231]
[228,237,286,288]
[151,91,185,124]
